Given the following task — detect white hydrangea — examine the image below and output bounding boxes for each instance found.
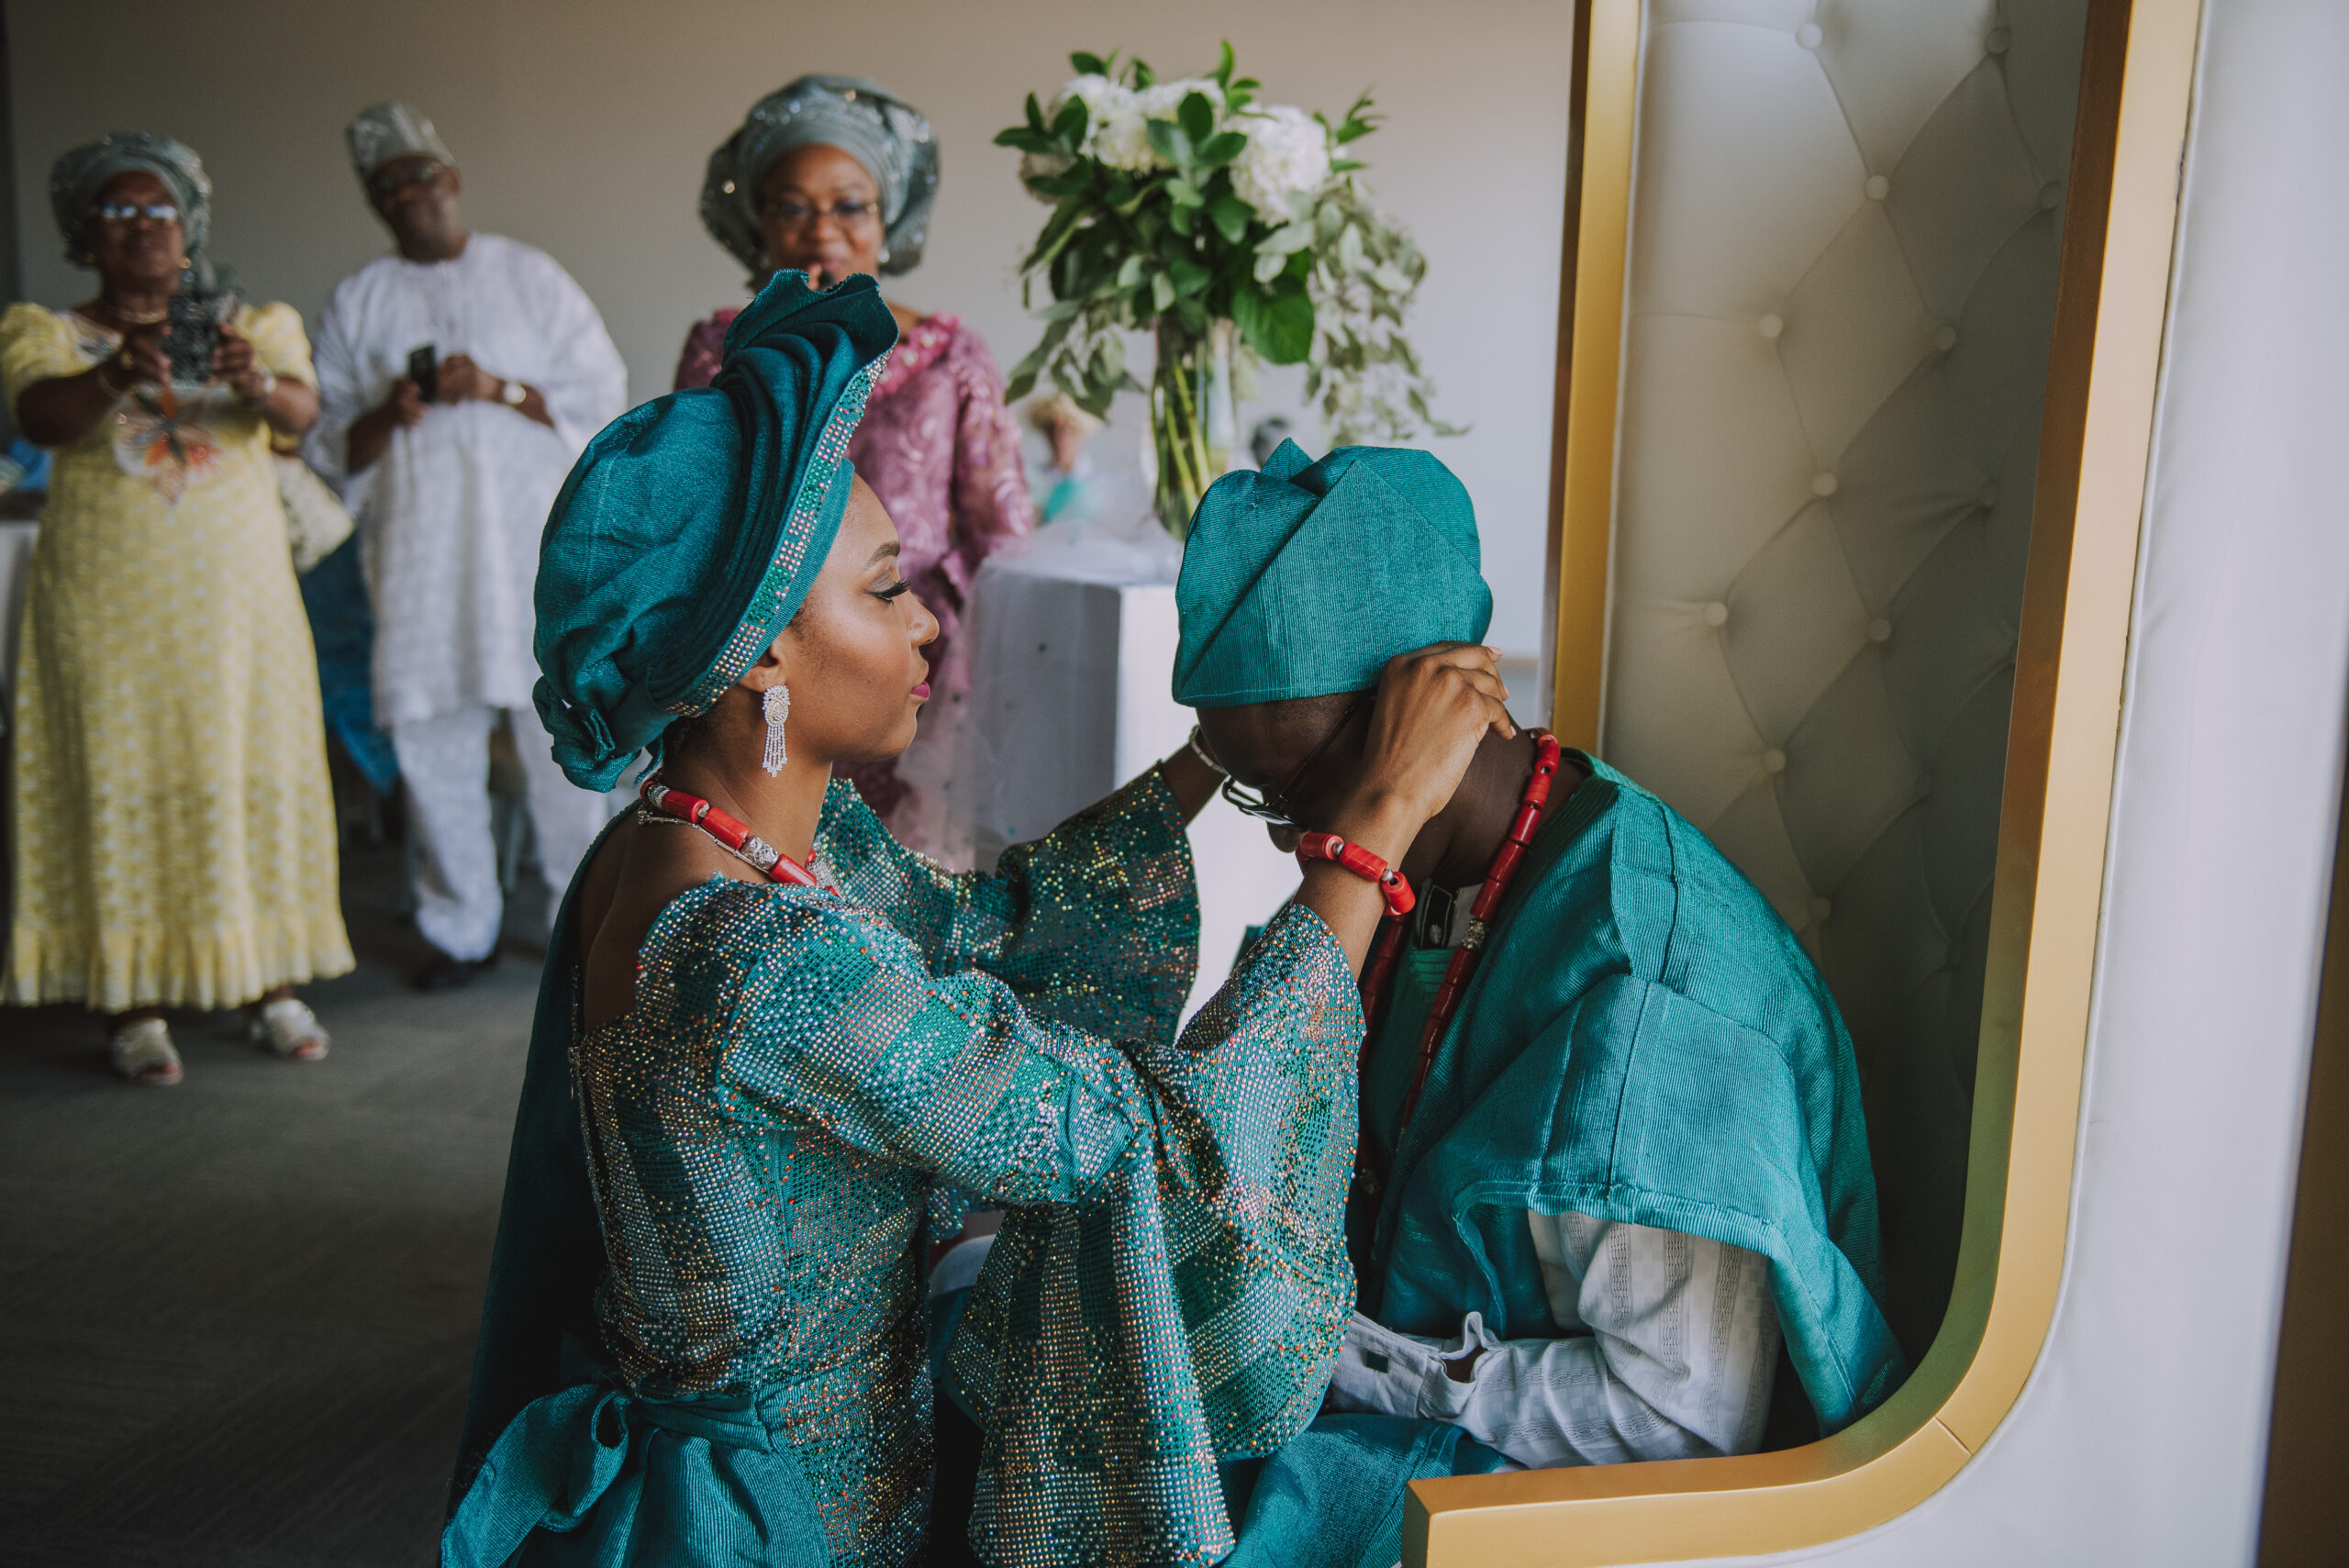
[1047,72,1128,135]
[1048,74,1231,176]
[1230,105,1332,223]
[1088,104,1159,172]
[1047,75,1154,172]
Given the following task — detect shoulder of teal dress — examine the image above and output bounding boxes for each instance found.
[813,762,1198,1049]
[814,772,888,862]
[638,873,866,1009]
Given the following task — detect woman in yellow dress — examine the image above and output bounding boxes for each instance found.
[3,134,351,1083]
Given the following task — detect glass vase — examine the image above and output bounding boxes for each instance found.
[1150,317,1238,540]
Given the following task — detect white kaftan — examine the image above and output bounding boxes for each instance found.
[307,234,629,959]
[306,232,627,728]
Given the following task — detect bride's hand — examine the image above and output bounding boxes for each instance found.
[1290,643,1513,968]
[1327,643,1516,870]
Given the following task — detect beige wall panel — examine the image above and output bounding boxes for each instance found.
[9,0,1573,656]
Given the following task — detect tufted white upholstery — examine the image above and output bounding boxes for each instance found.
[1599,0,2087,1356]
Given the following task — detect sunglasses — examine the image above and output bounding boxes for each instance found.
[762,197,880,230]
[1217,697,1368,829]
[90,202,180,225]
[369,161,449,199]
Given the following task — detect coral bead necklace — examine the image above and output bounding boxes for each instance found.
[1354,730,1565,1196]
[637,775,821,887]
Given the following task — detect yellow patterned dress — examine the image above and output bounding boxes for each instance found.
[3,301,352,1011]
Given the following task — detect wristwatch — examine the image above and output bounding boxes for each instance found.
[499,378,528,406]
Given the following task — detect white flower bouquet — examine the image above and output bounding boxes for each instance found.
[997,45,1457,536]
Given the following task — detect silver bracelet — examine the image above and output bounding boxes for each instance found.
[243,366,278,406]
[1184,724,1230,777]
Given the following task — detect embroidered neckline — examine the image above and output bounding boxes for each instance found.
[869,314,956,402]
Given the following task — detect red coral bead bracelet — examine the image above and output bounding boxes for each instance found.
[1295,830,1417,918]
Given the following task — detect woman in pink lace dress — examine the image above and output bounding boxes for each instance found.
[678,76,1032,859]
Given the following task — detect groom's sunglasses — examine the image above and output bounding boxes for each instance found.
[1219,697,1368,829]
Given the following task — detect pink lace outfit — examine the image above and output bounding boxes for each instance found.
[674,308,1035,860]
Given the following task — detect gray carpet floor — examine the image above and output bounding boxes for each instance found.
[0,841,547,1567]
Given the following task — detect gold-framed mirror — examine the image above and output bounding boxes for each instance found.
[1412,0,2201,1560]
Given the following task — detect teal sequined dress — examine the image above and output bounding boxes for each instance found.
[447,769,1362,1568]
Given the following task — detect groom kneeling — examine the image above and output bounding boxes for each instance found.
[1176,443,1908,1563]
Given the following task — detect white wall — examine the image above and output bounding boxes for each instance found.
[11,0,1570,658]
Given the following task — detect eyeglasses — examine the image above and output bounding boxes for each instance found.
[369,161,449,199]
[1217,697,1368,829]
[90,202,180,225]
[761,197,879,230]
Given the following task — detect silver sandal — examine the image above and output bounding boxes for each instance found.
[110,1018,184,1085]
[248,997,329,1062]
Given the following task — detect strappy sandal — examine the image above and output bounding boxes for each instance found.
[248,997,329,1062]
[110,1018,184,1085]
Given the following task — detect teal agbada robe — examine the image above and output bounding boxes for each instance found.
[1223,755,1907,1567]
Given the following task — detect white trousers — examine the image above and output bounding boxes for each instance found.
[391,706,618,962]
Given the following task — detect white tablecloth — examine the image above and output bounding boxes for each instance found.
[963,524,1301,1022]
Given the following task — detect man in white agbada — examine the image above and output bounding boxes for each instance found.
[307,103,628,990]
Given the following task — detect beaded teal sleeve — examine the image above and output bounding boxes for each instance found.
[818,767,1205,1243]
[692,884,1358,1568]
[653,891,1355,1568]
[580,770,1360,1568]
[947,901,1362,1568]
[815,769,1200,1049]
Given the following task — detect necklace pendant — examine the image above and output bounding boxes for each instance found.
[740,834,782,873]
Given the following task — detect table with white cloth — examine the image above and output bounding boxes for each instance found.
[963,524,1302,1021]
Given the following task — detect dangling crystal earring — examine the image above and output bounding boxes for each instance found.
[761,685,791,775]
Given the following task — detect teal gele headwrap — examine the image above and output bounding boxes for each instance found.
[532,272,897,790]
[1173,440,1494,708]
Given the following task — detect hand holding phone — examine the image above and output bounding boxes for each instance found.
[407,344,439,405]
[164,291,226,385]
[105,324,172,390]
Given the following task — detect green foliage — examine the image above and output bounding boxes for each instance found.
[998,45,1456,445]
[1233,278,1313,365]
[1297,177,1465,444]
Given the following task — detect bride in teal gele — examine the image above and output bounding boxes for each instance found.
[443,270,1518,1567]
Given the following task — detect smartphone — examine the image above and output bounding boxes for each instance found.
[163,291,224,385]
[408,344,440,404]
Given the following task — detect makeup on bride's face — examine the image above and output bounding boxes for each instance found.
[773,475,937,763]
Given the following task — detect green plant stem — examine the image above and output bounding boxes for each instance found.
[1154,324,1216,538]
